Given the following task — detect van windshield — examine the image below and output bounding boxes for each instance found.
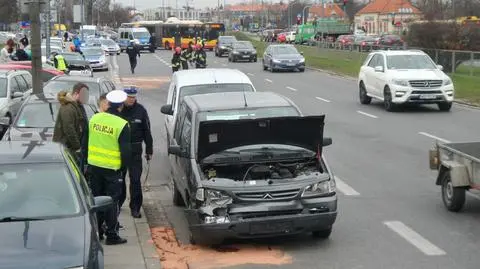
[133,31,150,38]
[179,83,254,99]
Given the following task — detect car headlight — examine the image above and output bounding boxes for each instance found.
[391,79,409,86]
[220,46,226,49]
[443,78,452,85]
[134,39,140,44]
[299,58,305,63]
[272,59,281,63]
[301,180,336,197]
[196,188,232,206]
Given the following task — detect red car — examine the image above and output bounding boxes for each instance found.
[0,62,64,82]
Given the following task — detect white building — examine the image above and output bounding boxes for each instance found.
[143,7,202,21]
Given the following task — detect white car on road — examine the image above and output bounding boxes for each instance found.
[161,68,257,148]
[357,50,454,111]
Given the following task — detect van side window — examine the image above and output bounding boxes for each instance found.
[174,103,186,143]
[179,110,192,152]
[171,86,177,110]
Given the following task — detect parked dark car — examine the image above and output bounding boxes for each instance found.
[0,93,97,141]
[262,44,305,72]
[160,91,337,245]
[0,141,112,269]
[353,35,379,52]
[43,75,116,101]
[47,52,93,76]
[228,41,257,62]
[378,34,404,48]
[214,36,237,57]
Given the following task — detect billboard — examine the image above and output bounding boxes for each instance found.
[73,5,82,23]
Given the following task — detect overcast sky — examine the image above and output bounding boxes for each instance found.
[116,0,261,10]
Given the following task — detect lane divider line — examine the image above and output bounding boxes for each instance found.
[315,96,331,103]
[357,110,378,119]
[335,176,360,196]
[247,72,255,76]
[286,86,298,92]
[418,132,451,143]
[383,221,446,256]
[265,79,273,83]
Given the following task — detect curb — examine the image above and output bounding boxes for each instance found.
[134,206,162,269]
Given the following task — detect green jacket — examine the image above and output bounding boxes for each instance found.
[53,91,87,152]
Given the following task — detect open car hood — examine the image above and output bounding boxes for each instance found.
[197,115,325,161]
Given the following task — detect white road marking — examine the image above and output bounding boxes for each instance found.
[335,176,360,196]
[418,132,451,143]
[265,79,273,83]
[315,96,331,103]
[247,72,255,76]
[286,86,298,92]
[467,191,480,201]
[356,110,378,119]
[222,63,228,67]
[384,221,446,256]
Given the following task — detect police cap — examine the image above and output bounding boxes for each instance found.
[123,86,138,96]
[106,90,127,104]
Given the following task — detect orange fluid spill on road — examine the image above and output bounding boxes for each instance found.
[120,76,170,90]
[150,227,293,269]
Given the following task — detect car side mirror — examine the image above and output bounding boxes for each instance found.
[90,196,113,213]
[0,116,10,126]
[374,66,384,72]
[12,92,23,98]
[168,145,189,157]
[323,137,333,147]
[300,51,304,55]
[160,104,173,115]
[437,65,443,71]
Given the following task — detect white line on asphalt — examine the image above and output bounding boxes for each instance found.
[222,63,228,67]
[335,176,360,196]
[315,96,331,103]
[247,72,255,76]
[467,192,480,201]
[384,221,446,256]
[265,79,273,83]
[357,110,378,119]
[286,86,298,92]
[418,132,451,143]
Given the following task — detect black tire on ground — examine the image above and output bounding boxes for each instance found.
[299,68,305,72]
[359,82,372,104]
[312,228,332,238]
[438,102,453,112]
[263,61,267,70]
[441,171,466,212]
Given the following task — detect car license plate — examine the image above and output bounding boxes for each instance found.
[250,221,293,235]
[419,94,436,99]
[242,55,250,58]
[287,63,296,66]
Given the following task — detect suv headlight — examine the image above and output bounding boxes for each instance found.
[196,188,232,206]
[443,78,452,85]
[392,79,409,86]
[299,57,305,63]
[302,180,336,197]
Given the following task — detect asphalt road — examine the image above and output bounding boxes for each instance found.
[101,49,480,269]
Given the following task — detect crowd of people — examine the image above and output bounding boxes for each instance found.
[171,39,207,73]
[53,83,153,245]
[0,34,31,63]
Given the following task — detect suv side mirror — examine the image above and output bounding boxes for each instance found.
[300,51,304,55]
[168,145,189,157]
[160,104,173,115]
[12,92,23,98]
[323,137,333,146]
[374,66,384,72]
[0,116,10,126]
[90,196,113,213]
[437,64,443,71]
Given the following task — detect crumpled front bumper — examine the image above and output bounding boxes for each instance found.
[185,195,337,244]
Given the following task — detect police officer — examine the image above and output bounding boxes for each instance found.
[52,52,67,73]
[117,86,153,218]
[126,40,141,74]
[194,44,207,68]
[180,47,189,70]
[88,90,131,245]
[186,42,195,67]
[171,47,181,73]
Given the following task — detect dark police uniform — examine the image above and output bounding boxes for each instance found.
[118,86,153,218]
[195,46,207,68]
[180,49,189,70]
[171,50,181,73]
[87,90,131,245]
[126,41,141,74]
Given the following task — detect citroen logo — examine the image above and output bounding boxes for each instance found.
[263,193,273,199]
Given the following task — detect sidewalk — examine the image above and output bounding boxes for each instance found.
[103,204,161,269]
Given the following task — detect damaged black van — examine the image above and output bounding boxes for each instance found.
[160,91,337,245]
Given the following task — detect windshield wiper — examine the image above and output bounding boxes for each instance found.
[0,216,46,222]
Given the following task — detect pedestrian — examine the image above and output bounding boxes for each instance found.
[19,34,29,48]
[52,52,68,73]
[126,40,140,74]
[187,42,195,67]
[87,90,131,245]
[98,93,109,112]
[53,83,90,168]
[118,86,153,218]
[194,44,206,68]
[180,47,189,70]
[149,33,156,53]
[0,39,14,63]
[64,31,69,42]
[171,47,181,73]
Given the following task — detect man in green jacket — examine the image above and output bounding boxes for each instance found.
[53,83,90,169]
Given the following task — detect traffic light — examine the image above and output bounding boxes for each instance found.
[343,0,347,6]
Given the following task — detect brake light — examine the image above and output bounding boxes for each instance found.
[361,41,366,46]
[341,40,345,43]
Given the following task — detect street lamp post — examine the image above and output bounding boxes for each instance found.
[302,5,312,25]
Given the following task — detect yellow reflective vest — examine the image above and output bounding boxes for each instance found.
[55,55,67,71]
[87,112,128,170]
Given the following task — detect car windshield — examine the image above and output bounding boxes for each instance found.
[0,163,81,219]
[198,107,300,121]
[44,80,100,97]
[0,78,6,97]
[220,37,236,43]
[82,29,96,36]
[234,42,253,49]
[133,31,150,38]
[387,55,437,69]
[63,53,84,61]
[82,48,103,56]
[180,83,254,99]
[101,39,116,46]
[15,102,94,128]
[272,46,298,55]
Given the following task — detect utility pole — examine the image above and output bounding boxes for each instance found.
[81,0,85,41]
[25,0,45,95]
[46,0,51,56]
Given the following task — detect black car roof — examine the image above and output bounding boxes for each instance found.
[184,91,296,112]
[0,141,66,164]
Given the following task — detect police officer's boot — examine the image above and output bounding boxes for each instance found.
[105,235,128,245]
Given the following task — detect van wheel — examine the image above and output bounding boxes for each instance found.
[172,181,185,206]
[359,82,372,104]
[441,172,465,212]
[312,228,332,238]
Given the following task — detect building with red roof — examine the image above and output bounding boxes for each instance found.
[308,3,346,21]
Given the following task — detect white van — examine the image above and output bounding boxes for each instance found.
[118,27,151,51]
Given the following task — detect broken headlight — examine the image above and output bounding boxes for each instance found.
[301,180,336,197]
[196,188,233,206]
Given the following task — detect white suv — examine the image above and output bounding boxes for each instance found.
[357,50,454,111]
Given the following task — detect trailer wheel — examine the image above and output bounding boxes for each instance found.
[441,172,466,212]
